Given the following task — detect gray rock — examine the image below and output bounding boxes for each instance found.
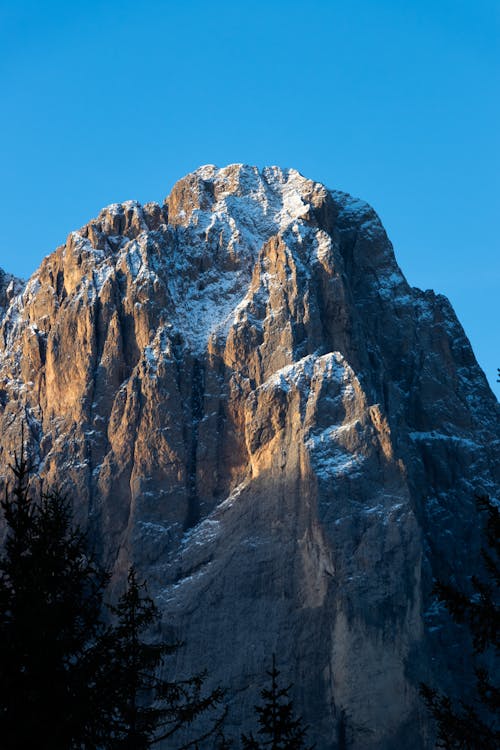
[0,164,498,748]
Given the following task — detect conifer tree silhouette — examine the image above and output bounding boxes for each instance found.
[0,429,111,750]
[241,655,313,750]
[420,495,500,749]
[107,565,226,749]
[0,432,226,750]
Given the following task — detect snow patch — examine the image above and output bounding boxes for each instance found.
[409,431,479,449]
[137,520,174,536]
[181,517,221,549]
[92,264,113,292]
[307,432,366,480]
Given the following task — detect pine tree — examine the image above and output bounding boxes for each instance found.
[241,655,313,750]
[0,433,226,749]
[420,495,500,749]
[0,435,112,750]
[106,565,226,749]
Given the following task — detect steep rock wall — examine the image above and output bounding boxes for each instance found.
[0,164,498,748]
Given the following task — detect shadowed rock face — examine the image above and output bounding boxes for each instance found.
[0,164,498,748]
[0,269,23,318]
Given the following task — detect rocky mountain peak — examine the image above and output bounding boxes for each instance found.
[166,163,326,228]
[0,166,498,749]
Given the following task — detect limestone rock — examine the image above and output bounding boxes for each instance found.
[0,268,24,318]
[0,165,498,749]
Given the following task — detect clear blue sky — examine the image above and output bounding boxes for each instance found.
[1,0,498,397]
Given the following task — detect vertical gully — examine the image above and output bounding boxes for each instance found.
[184,357,205,530]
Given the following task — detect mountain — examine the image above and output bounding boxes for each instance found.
[0,164,498,748]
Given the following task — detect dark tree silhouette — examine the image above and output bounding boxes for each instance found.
[106,565,226,749]
[0,435,226,750]
[0,434,112,750]
[420,495,500,749]
[241,655,313,750]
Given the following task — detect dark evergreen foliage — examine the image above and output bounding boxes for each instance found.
[0,435,112,750]
[241,655,313,750]
[214,731,234,749]
[0,434,226,749]
[105,566,226,749]
[420,495,500,749]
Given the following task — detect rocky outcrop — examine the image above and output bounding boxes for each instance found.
[0,268,24,318]
[0,164,498,748]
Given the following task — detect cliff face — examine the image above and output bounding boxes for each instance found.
[0,269,23,318]
[0,164,498,748]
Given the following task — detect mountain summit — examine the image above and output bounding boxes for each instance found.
[0,164,498,748]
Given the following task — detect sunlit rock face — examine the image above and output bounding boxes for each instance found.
[0,164,498,749]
